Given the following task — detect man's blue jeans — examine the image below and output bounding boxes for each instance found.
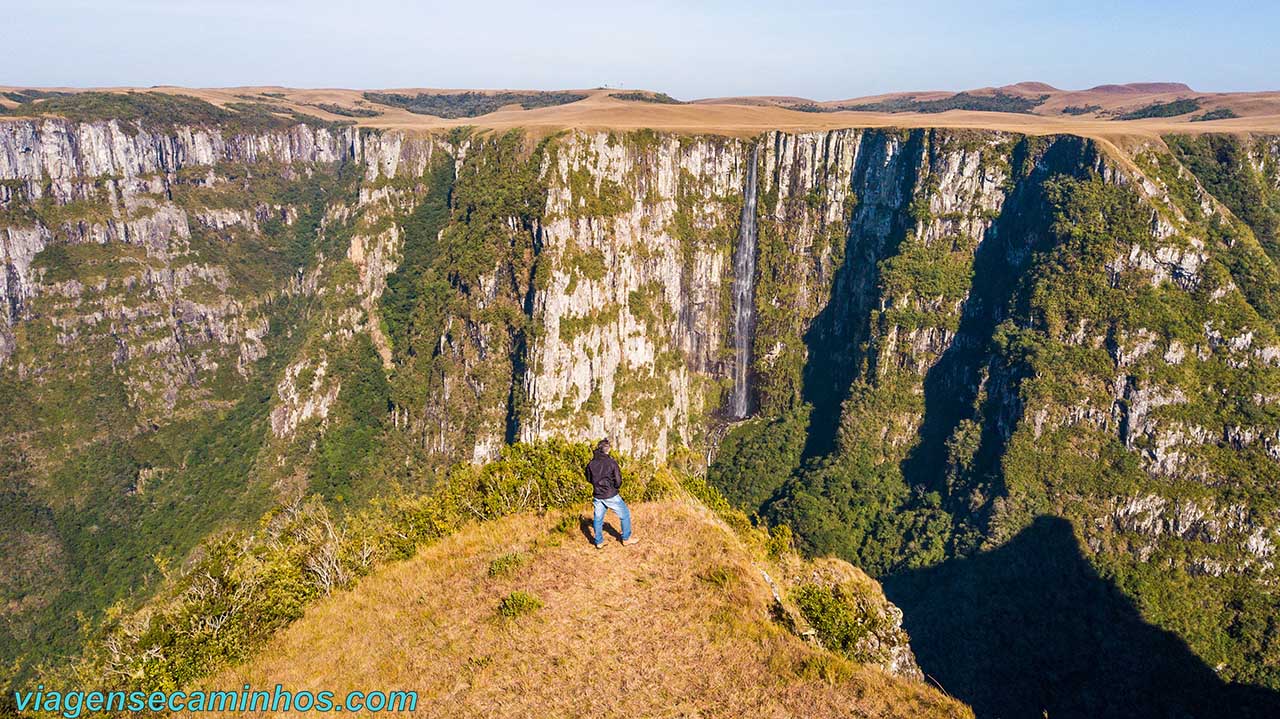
[592,495,632,546]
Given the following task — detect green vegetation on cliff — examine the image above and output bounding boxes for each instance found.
[378,130,549,457]
[1167,134,1280,263]
[380,156,457,362]
[0,155,363,681]
[712,131,1280,713]
[0,296,309,678]
[708,407,808,512]
[6,115,1280,717]
[62,440,601,692]
[310,334,393,503]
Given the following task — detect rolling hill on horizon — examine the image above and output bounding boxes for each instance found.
[3,81,1279,139]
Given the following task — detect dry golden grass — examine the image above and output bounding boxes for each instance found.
[4,86,1280,144]
[186,498,971,718]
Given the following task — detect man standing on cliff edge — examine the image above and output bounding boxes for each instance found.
[586,439,638,549]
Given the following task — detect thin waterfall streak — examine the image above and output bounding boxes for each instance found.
[730,146,759,419]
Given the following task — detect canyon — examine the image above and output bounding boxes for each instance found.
[2,91,1280,716]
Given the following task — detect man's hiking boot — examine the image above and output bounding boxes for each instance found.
[621,537,640,546]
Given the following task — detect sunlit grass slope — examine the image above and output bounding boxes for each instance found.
[193,498,970,718]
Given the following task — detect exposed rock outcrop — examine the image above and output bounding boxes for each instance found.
[6,115,1280,694]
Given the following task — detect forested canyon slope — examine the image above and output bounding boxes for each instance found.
[3,89,1280,717]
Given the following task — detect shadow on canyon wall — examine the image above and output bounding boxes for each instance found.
[897,136,1094,524]
[800,129,924,458]
[884,515,1280,719]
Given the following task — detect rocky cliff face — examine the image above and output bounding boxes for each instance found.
[520,132,743,458]
[0,115,449,668]
[363,126,1280,695]
[731,128,1280,698]
[1,120,344,412]
[0,122,1095,466]
[4,111,1280,701]
[522,129,1015,459]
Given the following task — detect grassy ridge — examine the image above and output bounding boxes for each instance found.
[187,485,967,718]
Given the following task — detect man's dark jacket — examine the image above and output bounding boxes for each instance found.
[586,449,622,500]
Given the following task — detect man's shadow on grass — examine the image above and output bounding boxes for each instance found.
[579,516,622,545]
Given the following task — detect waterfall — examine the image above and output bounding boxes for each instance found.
[730,145,759,419]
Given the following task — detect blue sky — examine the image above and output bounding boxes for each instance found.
[4,0,1275,99]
